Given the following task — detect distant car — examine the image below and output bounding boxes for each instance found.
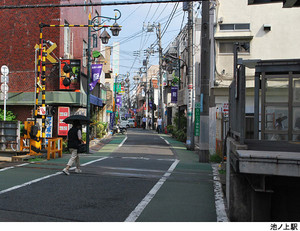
[128,119,135,128]
[120,120,129,128]
[120,119,135,128]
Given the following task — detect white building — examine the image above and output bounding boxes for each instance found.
[210,0,300,154]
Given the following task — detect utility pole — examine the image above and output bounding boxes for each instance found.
[86,14,92,154]
[198,0,210,162]
[186,1,194,150]
[144,58,148,128]
[157,23,164,125]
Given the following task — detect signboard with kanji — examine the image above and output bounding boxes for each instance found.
[194,102,201,136]
[223,103,229,117]
[58,107,70,136]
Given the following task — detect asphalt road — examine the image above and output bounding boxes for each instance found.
[0,129,180,222]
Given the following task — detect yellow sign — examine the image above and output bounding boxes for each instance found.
[35,43,57,63]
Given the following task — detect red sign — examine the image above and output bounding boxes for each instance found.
[58,107,70,136]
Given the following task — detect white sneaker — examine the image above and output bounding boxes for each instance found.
[62,168,70,175]
[75,168,82,173]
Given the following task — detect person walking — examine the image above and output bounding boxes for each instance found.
[157,116,162,134]
[142,116,147,130]
[148,117,152,129]
[62,120,84,175]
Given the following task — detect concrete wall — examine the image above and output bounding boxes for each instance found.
[215,0,300,79]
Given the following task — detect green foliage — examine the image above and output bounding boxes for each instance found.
[173,129,187,142]
[82,132,86,142]
[62,139,68,153]
[166,125,175,133]
[219,169,226,174]
[96,122,108,138]
[0,108,16,121]
[173,112,187,131]
[20,122,26,136]
[90,113,108,139]
[209,153,223,163]
[169,112,187,143]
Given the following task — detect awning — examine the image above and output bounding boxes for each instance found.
[90,94,103,107]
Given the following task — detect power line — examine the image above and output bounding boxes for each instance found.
[161,2,179,38]
[119,5,143,24]
[0,0,198,9]
[154,3,168,22]
[148,3,161,22]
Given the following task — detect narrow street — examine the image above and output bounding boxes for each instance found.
[0,129,226,222]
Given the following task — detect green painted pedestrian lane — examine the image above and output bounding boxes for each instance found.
[136,134,218,222]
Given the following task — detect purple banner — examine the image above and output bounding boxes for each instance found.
[149,100,153,110]
[116,94,122,107]
[109,112,115,130]
[171,86,178,103]
[89,64,103,91]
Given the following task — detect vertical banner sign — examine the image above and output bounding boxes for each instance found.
[116,94,122,107]
[90,64,103,91]
[37,116,53,144]
[149,100,153,110]
[187,84,193,117]
[109,112,115,130]
[59,59,81,90]
[171,86,178,103]
[45,116,53,145]
[194,102,201,136]
[58,107,70,136]
[114,83,121,93]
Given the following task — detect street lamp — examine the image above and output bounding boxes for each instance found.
[87,9,122,153]
[99,30,111,44]
[91,9,122,44]
[110,22,122,36]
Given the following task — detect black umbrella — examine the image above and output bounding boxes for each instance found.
[63,115,92,125]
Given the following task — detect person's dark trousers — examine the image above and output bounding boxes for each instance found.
[157,125,161,133]
[143,122,146,129]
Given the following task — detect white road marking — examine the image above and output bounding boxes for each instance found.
[0,157,108,195]
[160,136,170,145]
[118,136,128,147]
[81,157,108,166]
[0,163,30,172]
[0,171,63,195]
[121,156,176,162]
[211,163,229,222]
[125,159,180,222]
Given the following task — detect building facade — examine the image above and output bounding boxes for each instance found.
[210,0,300,154]
[0,0,110,137]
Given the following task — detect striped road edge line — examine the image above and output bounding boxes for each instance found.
[0,157,108,196]
[0,163,30,172]
[118,136,128,147]
[124,159,180,222]
[160,136,170,145]
[211,163,229,222]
